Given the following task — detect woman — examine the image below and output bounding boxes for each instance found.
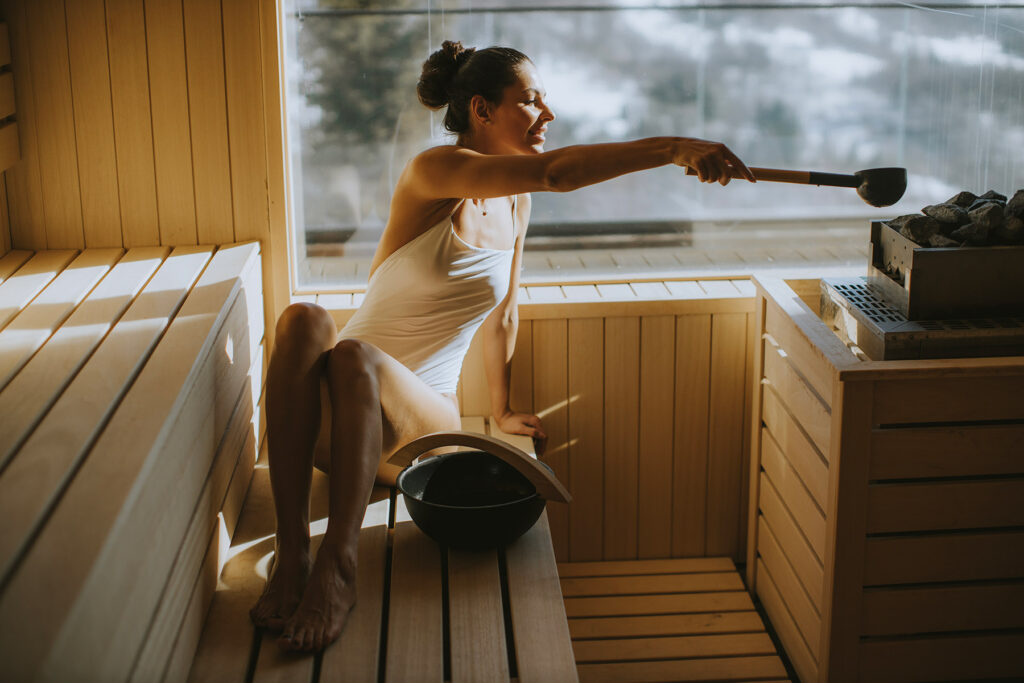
[251,40,754,652]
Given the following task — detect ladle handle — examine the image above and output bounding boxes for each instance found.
[387,430,572,504]
[686,166,859,188]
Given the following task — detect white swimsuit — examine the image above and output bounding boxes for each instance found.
[338,199,516,395]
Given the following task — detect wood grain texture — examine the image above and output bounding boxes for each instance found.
[448,548,509,682]
[557,557,735,577]
[575,656,787,683]
[756,555,818,683]
[532,318,569,560]
[0,247,209,587]
[24,0,84,248]
[818,380,873,683]
[761,386,829,508]
[757,534,821,662]
[564,591,753,618]
[706,313,747,559]
[567,317,604,561]
[0,248,31,284]
[505,513,579,683]
[144,0,197,245]
[864,530,1024,585]
[105,0,160,246]
[569,610,764,639]
[672,314,711,557]
[859,633,1024,682]
[758,483,824,608]
[761,430,825,561]
[571,632,775,664]
[0,249,76,332]
[637,315,675,558]
[561,572,744,598]
[867,479,1024,533]
[65,0,121,247]
[0,72,15,126]
[0,248,121,392]
[603,316,639,560]
[385,522,443,683]
[223,0,270,245]
[762,339,830,457]
[183,0,235,245]
[0,175,11,255]
[1,1,45,247]
[873,374,1024,424]
[870,424,1024,480]
[861,582,1024,636]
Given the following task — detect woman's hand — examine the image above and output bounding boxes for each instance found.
[494,411,548,458]
[672,138,756,186]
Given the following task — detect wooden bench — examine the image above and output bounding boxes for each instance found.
[0,242,265,681]
[188,415,579,682]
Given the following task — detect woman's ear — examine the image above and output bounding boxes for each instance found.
[469,94,492,126]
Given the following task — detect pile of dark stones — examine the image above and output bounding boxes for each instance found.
[885,189,1024,247]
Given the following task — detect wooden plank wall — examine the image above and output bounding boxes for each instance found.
[454,281,757,565]
[0,0,289,340]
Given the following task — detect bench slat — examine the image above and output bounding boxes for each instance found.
[558,557,735,578]
[386,521,444,683]
[564,590,754,618]
[0,243,255,681]
[572,632,776,664]
[506,512,579,683]
[560,572,745,597]
[449,548,509,682]
[576,655,788,683]
[0,249,32,284]
[0,246,211,587]
[321,524,388,682]
[0,249,76,332]
[569,610,766,640]
[0,246,166,467]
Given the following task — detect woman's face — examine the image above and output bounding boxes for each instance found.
[488,61,555,155]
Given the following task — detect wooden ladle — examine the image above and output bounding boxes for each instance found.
[688,165,908,207]
[388,430,571,503]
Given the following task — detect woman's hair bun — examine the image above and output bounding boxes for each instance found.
[417,40,476,109]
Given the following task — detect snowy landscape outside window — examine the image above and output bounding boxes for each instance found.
[282,1,1024,290]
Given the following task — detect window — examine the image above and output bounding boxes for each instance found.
[282,1,1024,290]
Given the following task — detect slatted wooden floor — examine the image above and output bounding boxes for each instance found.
[559,558,792,683]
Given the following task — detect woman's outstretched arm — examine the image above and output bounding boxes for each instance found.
[407,136,755,201]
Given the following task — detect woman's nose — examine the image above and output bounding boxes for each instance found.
[542,104,555,122]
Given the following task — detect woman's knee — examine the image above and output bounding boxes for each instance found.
[275,303,335,350]
[328,338,380,386]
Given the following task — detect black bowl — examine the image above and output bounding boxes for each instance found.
[396,449,548,550]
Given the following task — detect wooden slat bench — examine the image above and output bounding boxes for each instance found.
[558,557,791,683]
[188,416,579,683]
[0,242,265,681]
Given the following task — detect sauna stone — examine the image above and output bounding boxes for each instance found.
[922,203,969,229]
[1006,189,1024,219]
[979,189,1008,202]
[898,215,941,244]
[946,190,977,208]
[995,215,1024,244]
[950,221,989,245]
[968,202,1004,232]
[927,233,959,248]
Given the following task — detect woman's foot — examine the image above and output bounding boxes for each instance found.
[250,547,312,631]
[279,540,358,652]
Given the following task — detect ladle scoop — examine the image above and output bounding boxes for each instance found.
[689,165,907,207]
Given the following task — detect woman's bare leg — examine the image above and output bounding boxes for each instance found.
[250,303,336,629]
[279,338,460,652]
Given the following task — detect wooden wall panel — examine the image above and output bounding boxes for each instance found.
[672,314,711,557]
[105,0,160,247]
[65,0,121,247]
[603,316,639,560]
[637,315,674,558]
[567,318,603,561]
[24,0,83,248]
[183,0,234,245]
[706,313,747,558]
[533,319,569,561]
[2,1,46,248]
[145,0,196,245]
[0,174,9,256]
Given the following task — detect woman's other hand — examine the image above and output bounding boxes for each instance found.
[494,411,548,458]
[673,138,756,186]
